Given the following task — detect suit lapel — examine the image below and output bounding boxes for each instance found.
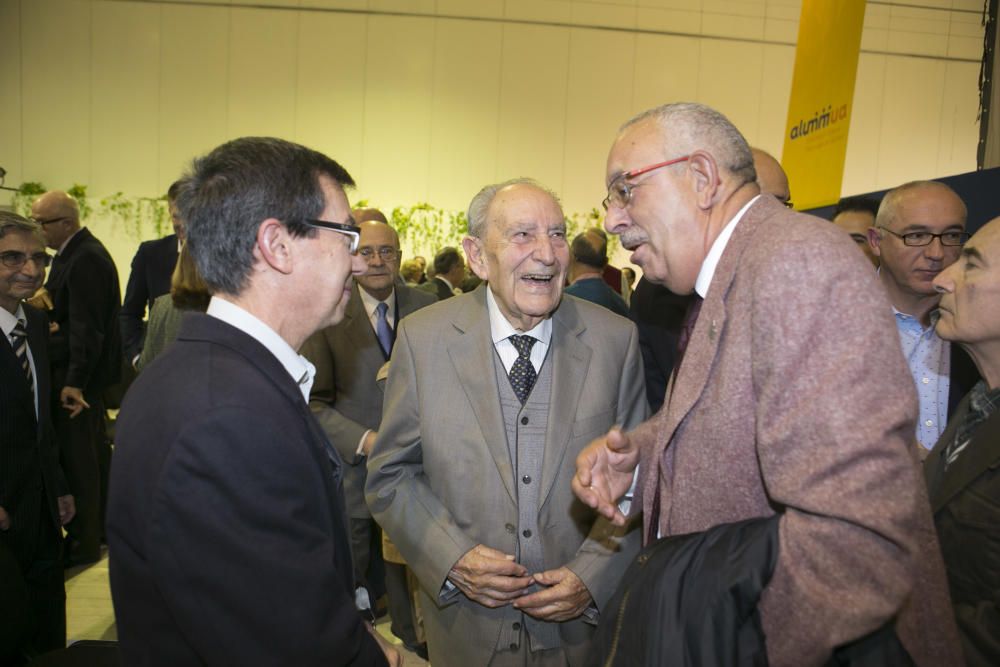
[929,407,1000,513]
[539,302,590,507]
[343,285,381,356]
[447,291,516,503]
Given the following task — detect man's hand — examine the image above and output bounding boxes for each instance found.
[0,506,9,531]
[366,623,402,667]
[448,544,533,608]
[512,566,592,622]
[27,287,53,310]
[571,427,639,527]
[60,386,90,418]
[57,495,76,526]
[362,430,378,457]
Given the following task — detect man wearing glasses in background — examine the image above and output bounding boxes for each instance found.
[869,181,980,453]
[301,211,436,657]
[107,137,399,666]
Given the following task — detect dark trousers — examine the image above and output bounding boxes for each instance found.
[349,518,385,605]
[52,395,109,561]
[384,561,419,646]
[0,497,66,666]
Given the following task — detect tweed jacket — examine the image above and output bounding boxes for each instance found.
[366,287,647,667]
[630,195,962,667]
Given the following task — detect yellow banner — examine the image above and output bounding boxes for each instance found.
[781,0,866,210]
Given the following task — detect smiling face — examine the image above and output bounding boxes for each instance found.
[604,118,705,294]
[933,219,1000,353]
[464,183,569,331]
[0,228,47,314]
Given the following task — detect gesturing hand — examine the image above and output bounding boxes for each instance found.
[448,544,533,608]
[512,566,592,622]
[571,427,639,526]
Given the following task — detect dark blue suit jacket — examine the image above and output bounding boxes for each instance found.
[120,234,178,361]
[107,314,386,666]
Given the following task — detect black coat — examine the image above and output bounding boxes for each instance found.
[925,395,1000,667]
[44,228,121,396]
[0,304,65,569]
[627,278,692,412]
[119,234,178,361]
[107,314,386,666]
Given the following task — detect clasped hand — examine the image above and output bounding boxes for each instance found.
[448,545,592,621]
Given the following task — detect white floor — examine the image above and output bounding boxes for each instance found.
[65,553,429,666]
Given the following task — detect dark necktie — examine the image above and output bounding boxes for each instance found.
[10,319,34,401]
[508,335,537,405]
[674,295,704,373]
[375,302,393,357]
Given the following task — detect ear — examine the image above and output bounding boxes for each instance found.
[462,235,489,281]
[254,218,294,275]
[866,227,882,258]
[687,150,719,210]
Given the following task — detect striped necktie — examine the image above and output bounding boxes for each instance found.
[10,319,34,400]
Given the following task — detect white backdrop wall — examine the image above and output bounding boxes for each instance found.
[0,0,985,282]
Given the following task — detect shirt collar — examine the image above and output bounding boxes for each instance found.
[486,287,552,346]
[357,284,396,320]
[206,296,316,402]
[0,303,26,338]
[694,195,760,298]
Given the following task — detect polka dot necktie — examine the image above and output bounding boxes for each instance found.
[10,319,34,401]
[508,335,537,405]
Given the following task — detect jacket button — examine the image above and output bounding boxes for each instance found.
[505,523,515,533]
[522,475,531,484]
[509,643,518,651]
[522,529,532,538]
[521,416,529,425]
[512,622,521,631]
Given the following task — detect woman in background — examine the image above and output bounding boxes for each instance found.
[137,244,209,371]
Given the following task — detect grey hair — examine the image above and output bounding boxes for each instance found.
[621,102,756,185]
[876,180,967,230]
[0,210,45,244]
[466,177,563,239]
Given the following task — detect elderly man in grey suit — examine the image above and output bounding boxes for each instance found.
[573,102,962,666]
[366,178,647,666]
[301,217,436,625]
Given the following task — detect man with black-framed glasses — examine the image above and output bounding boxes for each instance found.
[107,137,399,666]
[869,180,980,452]
[302,212,436,658]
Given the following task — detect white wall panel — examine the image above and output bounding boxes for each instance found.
[495,23,570,190]
[158,4,230,190]
[631,33,702,114]
[20,0,92,188]
[0,0,24,199]
[358,14,435,204]
[425,18,504,210]
[841,54,886,196]
[698,39,763,142]
[227,8,299,140]
[90,1,161,197]
[293,11,368,179]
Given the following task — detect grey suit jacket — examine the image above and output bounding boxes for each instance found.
[366,287,647,667]
[630,195,961,667]
[301,282,437,519]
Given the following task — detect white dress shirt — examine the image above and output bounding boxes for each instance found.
[206,296,316,403]
[1,303,39,418]
[357,286,397,331]
[487,287,552,372]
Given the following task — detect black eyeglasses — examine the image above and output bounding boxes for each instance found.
[31,217,68,226]
[359,247,399,262]
[303,219,361,254]
[0,251,52,269]
[879,228,969,247]
[603,156,691,211]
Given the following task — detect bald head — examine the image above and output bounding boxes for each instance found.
[355,219,401,301]
[877,181,967,231]
[31,191,81,250]
[751,148,790,205]
[353,208,388,224]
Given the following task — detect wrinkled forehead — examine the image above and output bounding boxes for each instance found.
[358,221,399,248]
[607,120,667,181]
[488,185,564,231]
[895,188,967,229]
[0,228,45,252]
